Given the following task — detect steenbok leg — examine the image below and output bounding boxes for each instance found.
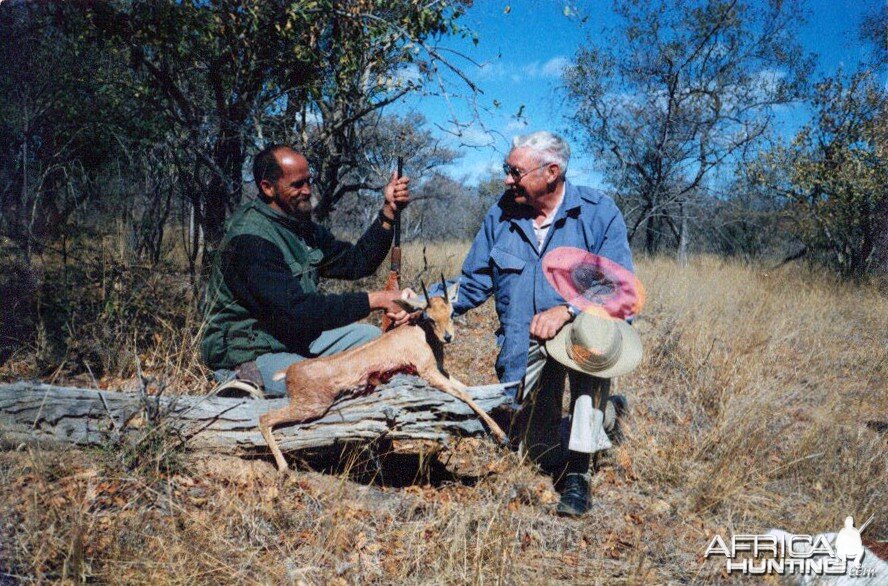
[259,402,329,471]
[423,370,508,443]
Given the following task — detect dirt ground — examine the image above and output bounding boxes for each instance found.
[1,253,886,584]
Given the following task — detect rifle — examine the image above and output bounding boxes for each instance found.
[380,156,403,331]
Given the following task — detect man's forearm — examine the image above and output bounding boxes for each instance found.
[353,214,394,273]
[260,289,372,353]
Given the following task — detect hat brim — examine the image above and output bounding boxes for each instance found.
[542,247,644,320]
[545,317,643,378]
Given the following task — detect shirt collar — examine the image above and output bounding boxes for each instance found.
[537,192,564,228]
[561,180,585,212]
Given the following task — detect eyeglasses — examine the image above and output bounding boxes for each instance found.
[502,162,549,182]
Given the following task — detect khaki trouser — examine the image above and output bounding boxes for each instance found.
[512,340,614,471]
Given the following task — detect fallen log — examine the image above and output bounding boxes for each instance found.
[0,376,515,456]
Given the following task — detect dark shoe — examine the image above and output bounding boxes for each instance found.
[234,360,265,389]
[556,473,591,517]
[605,395,628,445]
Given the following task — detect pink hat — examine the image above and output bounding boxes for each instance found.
[542,247,645,319]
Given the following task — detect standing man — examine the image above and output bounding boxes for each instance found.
[445,131,635,516]
[201,144,411,397]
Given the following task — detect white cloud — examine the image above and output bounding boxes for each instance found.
[514,56,570,81]
[505,119,530,131]
[448,122,496,148]
[387,64,422,89]
[541,56,570,78]
[751,68,787,94]
[477,56,569,83]
[477,61,507,80]
[440,154,505,184]
[302,109,322,125]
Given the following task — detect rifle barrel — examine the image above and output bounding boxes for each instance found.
[395,156,403,247]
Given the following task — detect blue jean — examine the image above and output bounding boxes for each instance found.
[213,323,381,397]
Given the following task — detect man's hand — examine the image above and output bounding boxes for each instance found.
[385,288,421,327]
[369,288,421,326]
[530,305,572,341]
[368,290,403,312]
[382,170,410,220]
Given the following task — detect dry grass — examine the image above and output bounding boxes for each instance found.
[1,244,886,584]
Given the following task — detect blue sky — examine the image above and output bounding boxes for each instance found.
[394,0,882,188]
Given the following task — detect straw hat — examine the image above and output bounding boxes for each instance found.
[545,310,642,378]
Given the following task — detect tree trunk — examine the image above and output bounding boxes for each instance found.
[184,173,205,287]
[875,192,888,275]
[20,99,30,262]
[202,128,244,253]
[313,132,343,223]
[677,201,689,266]
[645,214,660,255]
[0,376,515,456]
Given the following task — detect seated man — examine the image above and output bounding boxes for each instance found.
[201,144,410,397]
[441,131,636,516]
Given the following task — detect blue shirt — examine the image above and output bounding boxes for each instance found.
[450,181,634,384]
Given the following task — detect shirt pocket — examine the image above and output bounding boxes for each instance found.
[490,247,526,307]
[288,248,323,289]
[490,247,526,273]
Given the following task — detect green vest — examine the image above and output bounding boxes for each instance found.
[200,199,324,370]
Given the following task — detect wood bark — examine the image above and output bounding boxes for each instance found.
[0,376,515,456]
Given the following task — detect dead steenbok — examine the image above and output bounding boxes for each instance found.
[259,278,509,471]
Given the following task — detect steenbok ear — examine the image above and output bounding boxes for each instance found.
[446,281,460,304]
[393,298,425,313]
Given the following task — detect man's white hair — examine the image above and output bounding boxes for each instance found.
[511,131,571,178]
